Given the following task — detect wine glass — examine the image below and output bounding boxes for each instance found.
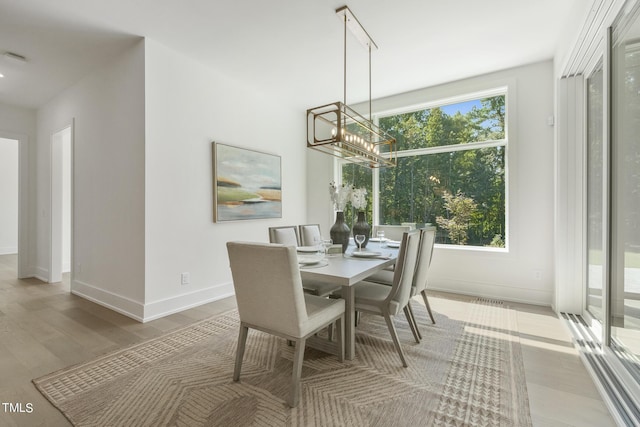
[355,234,365,251]
[322,239,333,258]
[376,230,386,248]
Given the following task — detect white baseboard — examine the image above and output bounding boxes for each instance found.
[0,246,17,255]
[142,282,235,322]
[72,279,145,321]
[71,279,235,323]
[34,266,48,282]
[429,279,552,306]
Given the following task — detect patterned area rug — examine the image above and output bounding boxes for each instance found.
[33,296,532,426]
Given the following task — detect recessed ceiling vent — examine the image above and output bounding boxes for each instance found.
[3,52,27,63]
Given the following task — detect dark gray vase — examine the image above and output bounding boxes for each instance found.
[330,211,351,253]
[352,211,371,248]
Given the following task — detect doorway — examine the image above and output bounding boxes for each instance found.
[0,137,19,260]
[49,124,72,284]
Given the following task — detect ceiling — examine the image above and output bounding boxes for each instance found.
[0,0,587,110]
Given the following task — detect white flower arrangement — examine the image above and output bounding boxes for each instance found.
[329,181,353,211]
[351,187,368,211]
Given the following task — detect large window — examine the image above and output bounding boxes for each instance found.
[341,92,507,248]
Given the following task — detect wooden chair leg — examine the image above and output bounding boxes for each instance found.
[290,338,306,407]
[421,290,436,324]
[233,324,249,381]
[404,304,421,343]
[383,313,408,368]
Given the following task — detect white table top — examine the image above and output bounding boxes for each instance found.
[300,246,399,285]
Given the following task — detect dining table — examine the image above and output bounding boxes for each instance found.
[300,242,400,360]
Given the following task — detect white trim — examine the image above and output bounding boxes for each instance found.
[72,278,235,323]
[373,86,509,119]
[72,279,145,322]
[0,247,18,255]
[34,266,48,283]
[142,282,235,322]
[395,139,506,158]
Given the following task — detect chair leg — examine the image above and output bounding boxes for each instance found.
[233,324,249,381]
[383,313,408,368]
[407,302,422,340]
[336,316,344,362]
[421,290,436,324]
[290,338,306,407]
[404,304,421,343]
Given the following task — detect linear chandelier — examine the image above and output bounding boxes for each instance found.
[306,5,397,169]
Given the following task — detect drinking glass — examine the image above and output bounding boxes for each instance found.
[355,234,365,250]
[312,236,323,258]
[377,230,386,248]
[322,239,333,258]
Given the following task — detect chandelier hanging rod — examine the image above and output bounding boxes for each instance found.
[336,5,377,112]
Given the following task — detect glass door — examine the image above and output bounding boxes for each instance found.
[610,5,640,373]
[587,61,605,324]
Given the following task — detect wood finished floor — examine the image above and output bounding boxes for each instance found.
[0,254,616,426]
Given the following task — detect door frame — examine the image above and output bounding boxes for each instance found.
[49,120,74,284]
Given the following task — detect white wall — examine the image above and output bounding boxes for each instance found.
[143,39,308,320]
[37,39,146,316]
[0,102,36,277]
[0,138,19,254]
[308,61,556,306]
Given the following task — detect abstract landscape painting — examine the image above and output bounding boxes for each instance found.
[213,142,282,222]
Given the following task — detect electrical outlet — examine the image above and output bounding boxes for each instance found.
[533,270,542,281]
[181,272,190,286]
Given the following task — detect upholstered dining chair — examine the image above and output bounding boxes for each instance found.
[268,226,300,247]
[298,224,322,246]
[350,230,421,367]
[269,225,340,297]
[366,227,437,342]
[227,241,345,407]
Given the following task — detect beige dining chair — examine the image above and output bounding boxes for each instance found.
[269,225,340,297]
[366,227,438,341]
[268,226,300,247]
[350,230,420,367]
[374,224,412,241]
[298,224,322,246]
[227,241,345,407]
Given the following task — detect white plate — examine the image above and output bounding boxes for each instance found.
[386,241,400,248]
[298,255,323,265]
[350,250,382,258]
[369,237,385,242]
[300,260,329,269]
[297,246,319,253]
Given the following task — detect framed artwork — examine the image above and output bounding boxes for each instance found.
[212,142,282,222]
